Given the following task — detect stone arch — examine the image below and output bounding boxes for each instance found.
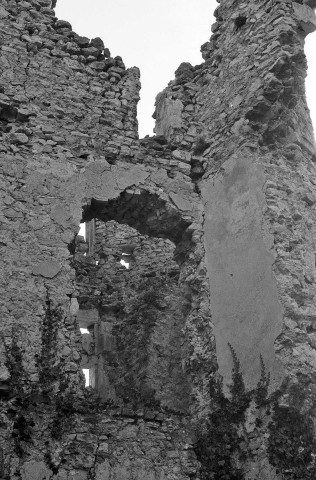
[82,188,192,247]
[74,188,196,411]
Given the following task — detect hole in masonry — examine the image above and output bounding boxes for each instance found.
[79,222,86,240]
[82,369,90,387]
[73,217,192,408]
[234,15,247,30]
[78,222,87,256]
[120,258,130,269]
[72,192,195,407]
[80,327,89,334]
[69,222,88,257]
[120,253,131,269]
[78,317,96,388]
[82,191,192,253]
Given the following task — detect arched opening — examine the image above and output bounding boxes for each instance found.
[72,190,195,412]
[82,190,191,247]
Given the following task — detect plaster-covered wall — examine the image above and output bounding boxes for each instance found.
[202,153,284,389]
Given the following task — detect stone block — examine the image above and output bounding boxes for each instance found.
[32,260,61,278]
[9,133,28,145]
[70,297,79,316]
[293,2,316,33]
[82,333,94,355]
[154,96,184,140]
[95,461,110,480]
[169,192,193,212]
[0,365,9,382]
[304,0,316,8]
[55,20,72,30]
[21,461,50,480]
[50,203,71,227]
[0,7,9,19]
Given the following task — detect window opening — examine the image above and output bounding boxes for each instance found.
[80,327,89,334]
[120,253,130,269]
[79,222,86,240]
[80,327,90,385]
[120,259,130,269]
[73,193,193,406]
[76,222,87,258]
[78,317,96,388]
[82,368,90,387]
[74,221,101,265]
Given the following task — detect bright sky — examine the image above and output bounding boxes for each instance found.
[55,0,316,139]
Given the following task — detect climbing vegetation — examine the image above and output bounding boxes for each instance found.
[113,276,165,406]
[268,404,316,479]
[195,345,316,480]
[195,344,256,480]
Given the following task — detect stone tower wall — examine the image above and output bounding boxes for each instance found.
[0,0,316,479]
[155,0,316,392]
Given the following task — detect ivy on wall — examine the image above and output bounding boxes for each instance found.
[268,404,316,479]
[194,344,316,480]
[194,344,260,480]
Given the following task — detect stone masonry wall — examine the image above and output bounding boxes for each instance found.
[1,0,316,478]
[75,221,190,412]
[0,1,208,478]
[155,0,316,392]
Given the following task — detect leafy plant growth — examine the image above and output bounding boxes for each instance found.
[268,405,316,479]
[113,276,165,406]
[195,345,316,480]
[37,297,63,392]
[195,345,270,480]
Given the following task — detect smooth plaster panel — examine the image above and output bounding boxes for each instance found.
[201,154,284,389]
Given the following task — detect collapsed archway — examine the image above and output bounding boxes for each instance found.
[73,189,195,412]
[82,189,192,247]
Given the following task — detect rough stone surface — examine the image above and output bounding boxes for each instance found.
[21,461,50,480]
[1,0,316,478]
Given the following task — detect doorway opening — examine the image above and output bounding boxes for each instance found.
[72,189,194,411]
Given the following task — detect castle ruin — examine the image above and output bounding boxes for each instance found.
[1,0,316,478]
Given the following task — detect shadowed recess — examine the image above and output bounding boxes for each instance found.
[82,190,192,245]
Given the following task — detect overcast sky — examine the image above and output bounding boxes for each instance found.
[55,0,316,139]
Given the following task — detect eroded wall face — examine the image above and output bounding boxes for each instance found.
[0,1,209,478]
[153,1,316,477]
[154,0,316,392]
[1,0,316,478]
[75,220,191,412]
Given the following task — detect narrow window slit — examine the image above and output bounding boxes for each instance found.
[120,253,130,269]
[82,369,90,387]
[79,323,95,387]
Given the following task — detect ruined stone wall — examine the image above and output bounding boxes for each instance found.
[1,0,316,478]
[0,0,140,162]
[155,0,316,391]
[75,220,190,412]
[0,1,209,478]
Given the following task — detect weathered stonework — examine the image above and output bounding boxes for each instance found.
[1,0,316,478]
